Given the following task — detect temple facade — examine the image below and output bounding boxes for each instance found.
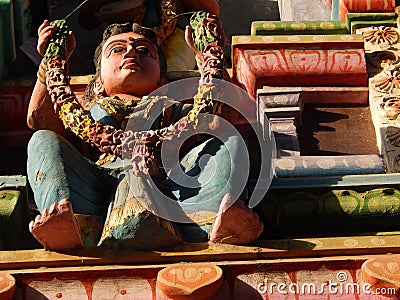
[1,0,400,299]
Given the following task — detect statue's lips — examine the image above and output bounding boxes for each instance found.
[121,59,141,70]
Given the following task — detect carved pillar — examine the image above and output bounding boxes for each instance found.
[257,87,302,157]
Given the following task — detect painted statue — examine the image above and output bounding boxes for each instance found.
[26,12,264,251]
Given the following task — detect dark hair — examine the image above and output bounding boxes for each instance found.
[84,22,167,103]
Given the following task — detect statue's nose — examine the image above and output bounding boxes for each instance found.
[123,45,139,59]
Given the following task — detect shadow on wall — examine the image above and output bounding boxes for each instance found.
[219,0,280,44]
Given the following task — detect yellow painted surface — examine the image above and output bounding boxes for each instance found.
[1,234,400,271]
[232,34,364,45]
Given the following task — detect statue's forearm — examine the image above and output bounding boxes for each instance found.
[187,12,227,127]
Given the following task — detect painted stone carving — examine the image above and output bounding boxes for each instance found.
[5,3,400,299]
[380,96,400,119]
[367,51,400,75]
[26,278,86,299]
[346,13,397,34]
[372,65,400,94]
[0,273,15,300]
[361,26,399,46]
[385,126,400,147]
[232,35,367,98]
[29,199,84,250]
[361,256,400,298]
[157,263,223,300]
[92,277,152,299]
[251,20,348,35]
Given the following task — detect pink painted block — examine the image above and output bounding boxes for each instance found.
[232,35,368,99]
[0,80,87,147]
[11,256,398,299]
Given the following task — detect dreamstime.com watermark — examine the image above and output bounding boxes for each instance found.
[256,271,397,296]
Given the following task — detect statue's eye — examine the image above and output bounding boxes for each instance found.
[110,46,125,54]
[136,46,151,55]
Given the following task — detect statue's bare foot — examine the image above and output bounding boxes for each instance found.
[209,193,264,245]
[29,199,84,251]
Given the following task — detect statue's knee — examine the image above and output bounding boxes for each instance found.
[27,130,63,178]
[28,130,59,154]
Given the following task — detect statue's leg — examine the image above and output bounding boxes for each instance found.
[27,130,117,250]
[27,130,117,214]
[167,133,264,244]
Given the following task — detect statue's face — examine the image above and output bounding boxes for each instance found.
[100,32,161,97]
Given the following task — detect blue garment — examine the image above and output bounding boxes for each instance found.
[27,130,118,215]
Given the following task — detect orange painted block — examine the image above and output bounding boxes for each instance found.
[361,256,400,299]
[0,272,15,300]
[157,263,223,300]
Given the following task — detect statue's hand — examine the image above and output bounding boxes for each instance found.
[187,11,226,53]
[39,20,75,62]
[37,20,56,57]
[200,13,226,47]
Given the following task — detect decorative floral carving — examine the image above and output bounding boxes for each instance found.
[381,96,400,119]
[372,66,400,94]
[169,267,212,283]
[362,26,399,46]
[372,261,400,275]
[157,264,223,299]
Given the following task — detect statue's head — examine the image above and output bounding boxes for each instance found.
[85,22,167,102]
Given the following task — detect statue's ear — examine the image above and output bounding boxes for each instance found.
[93,78,105,96]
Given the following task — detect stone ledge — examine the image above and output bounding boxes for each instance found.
[1,234,400,271]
